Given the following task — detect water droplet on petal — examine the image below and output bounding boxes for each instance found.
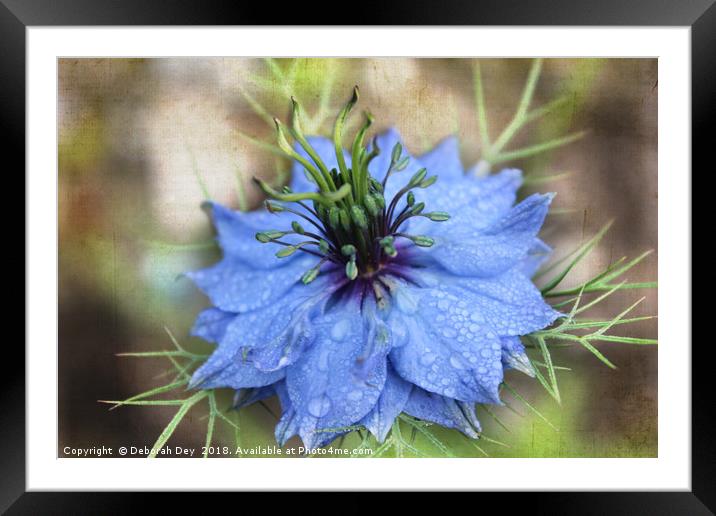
[442,327,457,339]
[308,395,332,418]
[449,354,465,370]
[331,319,351,341]
[317,349,330,371]
[420,353,437,366]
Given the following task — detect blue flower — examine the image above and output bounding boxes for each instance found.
[187,93,559,449]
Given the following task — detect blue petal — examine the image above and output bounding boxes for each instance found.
[388,279,504,403]
[500,336,535,377]
[285,297,389,448]
[208,202,303,269]
[360,366,412,443]
[440,268,561,336]
[274,381,344,449]
[417,136,464,183]
[403,387,481,438]
[233,385,276,409]
[189,347,283,390]
[187,253,318,313]
[189,275,340,391]
[518,238,552,278]
[422,168,523,229]
[290,136,352,193]
[419,192,553,277]
[190,307,235,343]
[247,275,345,371]
[275,382,301,446]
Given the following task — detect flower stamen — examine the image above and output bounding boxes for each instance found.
[253,88,450,284]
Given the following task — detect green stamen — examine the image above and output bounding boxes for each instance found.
[391,142,403,163]
[372,193,385,209]
[418,176,438,188]
[364,194,379,217]
[256,230,287,243]
[350,205,368,229]
[411,202,425,215]
[345,258,358,280]
[276,246,299,258]
[394,156,410,171]
[291,221,305,234]
[408,168,427,187]
[426,211,450,221]
[302,267,320,284]
[397,233,435,248]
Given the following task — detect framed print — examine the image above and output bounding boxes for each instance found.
[6,0,709,511]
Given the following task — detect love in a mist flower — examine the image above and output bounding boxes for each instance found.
[187,88,560,449]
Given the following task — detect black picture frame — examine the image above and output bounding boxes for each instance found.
[5,0,707,512]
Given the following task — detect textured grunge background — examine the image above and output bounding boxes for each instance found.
[58,58,657,457]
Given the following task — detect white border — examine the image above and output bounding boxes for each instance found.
[28,27,690,490]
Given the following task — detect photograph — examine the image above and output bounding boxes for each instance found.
[58,57,658,459]
[2,0,707,504]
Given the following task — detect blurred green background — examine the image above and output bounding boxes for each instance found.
[58,58,657,458]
